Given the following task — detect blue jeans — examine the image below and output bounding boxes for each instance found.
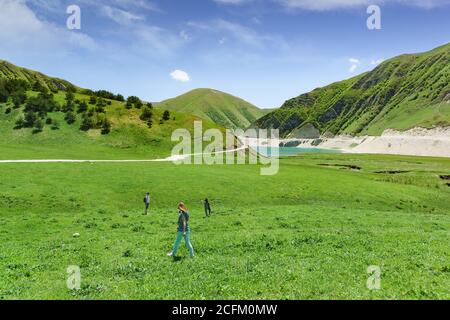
[172,230,194,257]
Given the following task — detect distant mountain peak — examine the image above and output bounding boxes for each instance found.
[159,88,268,129]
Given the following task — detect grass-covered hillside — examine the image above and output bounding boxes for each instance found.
[0,62,221,160]
[0,60,77,93]
[158,88,267,129]
[255,42,450,137]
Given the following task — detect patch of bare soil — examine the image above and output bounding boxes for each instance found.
[318,164,361,171]
[375,170,410,174]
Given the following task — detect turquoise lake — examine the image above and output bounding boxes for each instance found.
[252,146,342,157]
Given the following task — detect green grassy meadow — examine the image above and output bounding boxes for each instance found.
[0,154,449,299]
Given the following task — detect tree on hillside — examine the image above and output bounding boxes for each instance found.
[0,91,8,103]
[89,95,97,105]
[33,119,44,134]
[24,111,37,128]
[139,106,153,122]
[127,96,142,109]
[135,100,143,109]
[65,111,76,124]
[0,84,8,103]
[11,91,27,109]
[162,110,171,121]
[65,91,75,102]
[80,113,94,131]
[116,94,125,102]
[101,118,111,135]
[146,102,153,109]
[32,81,45,92]
[77,101,88,113]
[14,116,25,129]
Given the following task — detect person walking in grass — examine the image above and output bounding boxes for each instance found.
[204,198,211,218]
[143,192,151,215]
[167,202,195,258]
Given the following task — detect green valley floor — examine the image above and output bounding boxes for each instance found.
[0,154,449,299]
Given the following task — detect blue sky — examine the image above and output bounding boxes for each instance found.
[0,0,449,108]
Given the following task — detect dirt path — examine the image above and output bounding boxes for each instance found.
[0,146,248,164]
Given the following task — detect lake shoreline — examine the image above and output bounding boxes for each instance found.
[244,127,450,158]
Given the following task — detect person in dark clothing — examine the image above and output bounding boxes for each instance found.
[204,198,211,217]
[143,192,151,215]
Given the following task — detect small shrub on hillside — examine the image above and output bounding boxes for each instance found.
[89,95,97,105]
[24,111,37,127]
[77,101,88,114]
[162,110,170,121]
[139,107,153,122]
[5,107,11,114]
[65,111,76,125]
[32,119,44,134]
[95,105,105,113]
[0,91,8,103]
[51,119,60,130]
[11,91,26,108]
[45,117,53,125]
[101,118,111,135]
[65,91,75,102]
[14,116,25,129]
[62,101,75,113]
[80,113,94,131]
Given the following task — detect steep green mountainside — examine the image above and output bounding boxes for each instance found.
[0,62,221,159]
[255,42,450,137]
[0,60,77,92]
[158,88,267,129]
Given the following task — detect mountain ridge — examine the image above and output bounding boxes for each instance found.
[254,42,450,137]
[158,88,267,129]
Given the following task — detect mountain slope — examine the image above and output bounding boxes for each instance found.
[0,61,222,159]
[0,60,77,92]
[254,42,450,137]
[158,88,267,129]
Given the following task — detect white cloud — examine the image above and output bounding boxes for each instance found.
[371,58,385,65]
[100,5,144,25]
[0,0,95,53]
[349,57,360,73]
[180,30,191,41]
[170,70,190,82]
[187,19,270,47]
[214,0,252,5]
[277,0,449,10]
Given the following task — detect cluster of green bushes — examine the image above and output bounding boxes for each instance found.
[126,96,143,109]
[1,82,113,135]
[139,105,153,128]
[81,89,124,102]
